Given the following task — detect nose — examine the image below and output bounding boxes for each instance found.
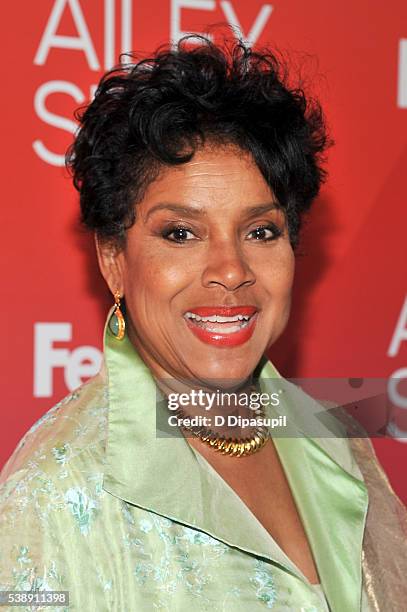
[201,238,256,291]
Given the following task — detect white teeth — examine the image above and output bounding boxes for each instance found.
[185,312,252,323]
[215,315,238,323]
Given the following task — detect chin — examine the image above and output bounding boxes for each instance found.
[189,360,257,390]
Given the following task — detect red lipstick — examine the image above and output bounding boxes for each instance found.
[183,305,258,347]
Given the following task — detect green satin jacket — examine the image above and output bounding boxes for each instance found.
[0,311,375,611]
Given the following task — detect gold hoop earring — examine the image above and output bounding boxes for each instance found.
[108,291,126,340]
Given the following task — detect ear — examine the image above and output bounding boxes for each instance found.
[94,234,125,297]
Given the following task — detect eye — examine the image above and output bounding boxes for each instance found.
[247,224,282,242]
[162,225,197,243]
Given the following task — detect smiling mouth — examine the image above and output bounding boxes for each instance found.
[182,306,259,347]
[184,311,253,334]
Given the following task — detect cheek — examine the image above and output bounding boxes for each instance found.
[275,251,295,323]
[257,246,295,298]
[122,242,193,307]
[278,254,295,295]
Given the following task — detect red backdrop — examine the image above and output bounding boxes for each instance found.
[1,0,406,503]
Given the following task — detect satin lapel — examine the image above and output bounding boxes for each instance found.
[259,361,369,612]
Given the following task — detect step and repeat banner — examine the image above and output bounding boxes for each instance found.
[1,1,406,502]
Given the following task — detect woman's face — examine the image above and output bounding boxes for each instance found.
[98,144,295,388]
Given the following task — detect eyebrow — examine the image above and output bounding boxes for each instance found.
[144,202,279,221]
[145,203,206,221]
[244,202,280,218]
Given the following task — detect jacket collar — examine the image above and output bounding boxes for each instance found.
[101,309,368,612]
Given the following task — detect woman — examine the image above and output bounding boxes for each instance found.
[0,35,406,611]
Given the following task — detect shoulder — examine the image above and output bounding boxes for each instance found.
[0,371,109,498]
[0,372,111,592]
[320,400,407,506]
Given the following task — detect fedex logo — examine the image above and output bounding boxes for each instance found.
[34,323,102,397]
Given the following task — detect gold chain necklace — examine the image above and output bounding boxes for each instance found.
[173,401,270,457]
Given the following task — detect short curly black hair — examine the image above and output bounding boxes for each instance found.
[66,34,331,249]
